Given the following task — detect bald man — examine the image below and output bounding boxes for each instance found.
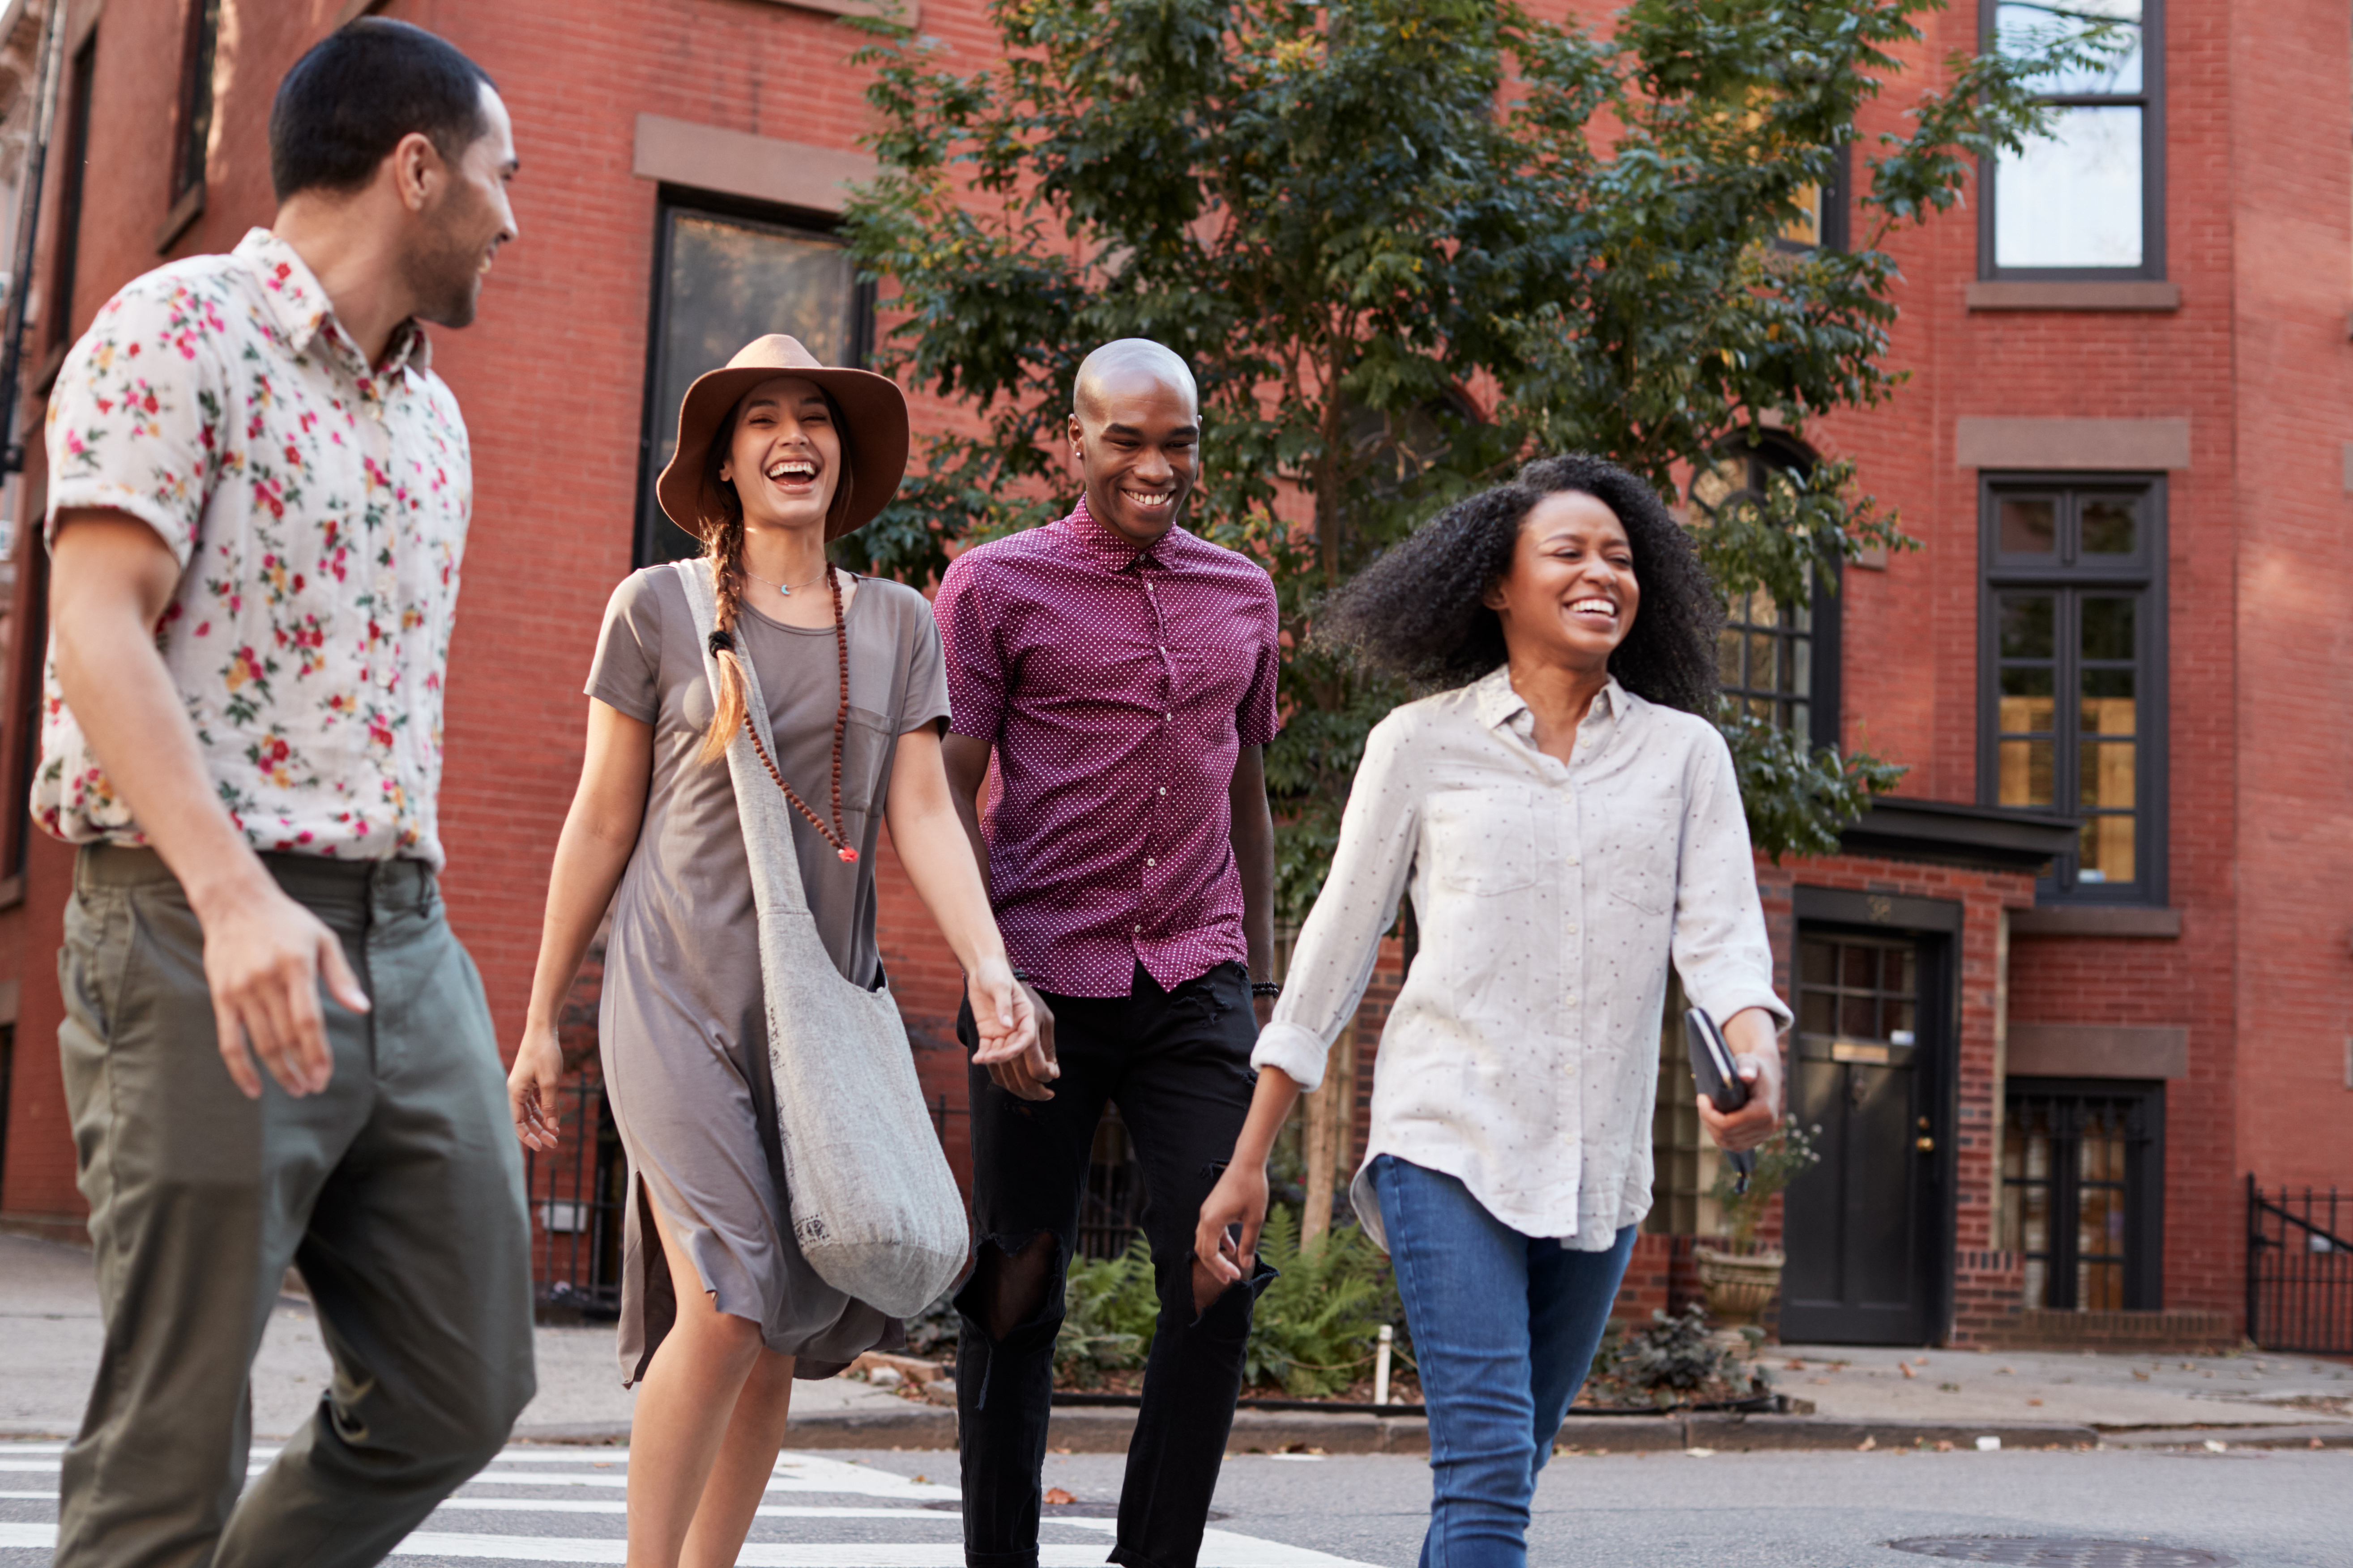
[934,340,1281,1568]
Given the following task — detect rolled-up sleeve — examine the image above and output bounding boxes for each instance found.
[44,280,226,564]
[1253,713,1421,1091]
[1669,728,1793,1030]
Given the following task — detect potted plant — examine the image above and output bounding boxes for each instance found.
[1693,1119,1821,1349]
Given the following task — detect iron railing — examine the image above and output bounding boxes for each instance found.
[526,1084,981,1314]
[526,1079,1145,1309]
[2246,1178,2351,1354]
[525,1078,627,1318]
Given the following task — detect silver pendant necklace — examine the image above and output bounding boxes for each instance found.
[743,564,832,597]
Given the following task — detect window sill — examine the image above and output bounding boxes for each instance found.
[1967,281,2181,313]
[2008,906,2181,938]
[746,0,922,18]
[154,183,204,257]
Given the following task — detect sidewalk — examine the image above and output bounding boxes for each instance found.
[0,1231,905,1443]
[6,1232,2346,1452]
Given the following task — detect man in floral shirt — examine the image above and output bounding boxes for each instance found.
[41,22,531,1566]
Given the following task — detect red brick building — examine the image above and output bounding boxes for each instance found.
[0,0,2342,1353]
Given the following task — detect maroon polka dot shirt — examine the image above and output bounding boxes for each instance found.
[935,495,1281,998]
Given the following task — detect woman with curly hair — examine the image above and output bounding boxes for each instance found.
[1195,453,1790,1568]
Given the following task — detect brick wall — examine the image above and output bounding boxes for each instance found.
[1,0,2343,1361]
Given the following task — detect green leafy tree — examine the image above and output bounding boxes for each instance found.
[842,0,2107,917]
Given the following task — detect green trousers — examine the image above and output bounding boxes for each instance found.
[54,844,536,1568]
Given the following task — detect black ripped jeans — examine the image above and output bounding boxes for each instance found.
[956,960,1273,1568]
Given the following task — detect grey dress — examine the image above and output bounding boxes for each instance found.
[586,565,951,1383]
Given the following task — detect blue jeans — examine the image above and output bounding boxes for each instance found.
[1372,1155,1636,1568]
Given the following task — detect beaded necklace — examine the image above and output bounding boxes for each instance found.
[738,564,859,864]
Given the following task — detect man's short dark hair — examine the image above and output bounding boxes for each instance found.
[269,19,496,203]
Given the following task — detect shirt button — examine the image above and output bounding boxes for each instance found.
[1565,993,1579,1007]
[1158,787,1167,796]
[1165,712,1173,721]
[1133,924,1142,933]
[1146,857,1156,867]
[1566,922,1580,936]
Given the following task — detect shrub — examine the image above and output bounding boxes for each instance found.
[1053,1237,1161,1385]
[1242,1207,1399,1398]
[1583,1304,1772,1409]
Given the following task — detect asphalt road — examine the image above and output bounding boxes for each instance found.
[3,1440,2347,1567]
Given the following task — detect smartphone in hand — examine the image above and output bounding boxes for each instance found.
[1685,1006,1756,1193]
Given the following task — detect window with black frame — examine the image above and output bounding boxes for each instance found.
[1691,441,1841,753]
[636,196,868,567]
[1983,0,2162,279]
[1773,144,1851,254]
[1979,477,2165,902]
[170,0,222,209]
[47,34,96,353]
[1999,1081,2163,1310]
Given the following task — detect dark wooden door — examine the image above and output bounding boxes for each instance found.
[1778,929,1946,1344]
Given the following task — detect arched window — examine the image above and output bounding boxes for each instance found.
[1690,439,1843,751]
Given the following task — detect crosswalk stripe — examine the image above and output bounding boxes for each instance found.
[0,1445,1379,1568]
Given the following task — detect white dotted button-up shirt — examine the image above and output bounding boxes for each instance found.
[1251,666,1790,1249]
[36,229,471,866]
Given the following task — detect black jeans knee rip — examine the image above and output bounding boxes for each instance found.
[955,960,1263,1568]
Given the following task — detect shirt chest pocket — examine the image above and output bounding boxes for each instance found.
[1169,639,1255,735]
[1604,805,1679,916]
[1423,788,1548,896]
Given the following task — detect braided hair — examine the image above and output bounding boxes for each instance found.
[1316,452,1721,716]
[694,386,859,763]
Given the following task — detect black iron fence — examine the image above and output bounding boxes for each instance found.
[2246,1178,2351,1354]
[524,1078,627,1319]
[528,1079,1146,1310]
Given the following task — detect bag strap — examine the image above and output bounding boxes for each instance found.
[675,558,819,920]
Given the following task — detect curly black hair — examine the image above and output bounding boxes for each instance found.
[1316,452,1722,716]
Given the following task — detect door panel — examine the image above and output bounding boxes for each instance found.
[1779,930,1945,1344]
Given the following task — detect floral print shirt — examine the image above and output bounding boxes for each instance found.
[37,228,472,867]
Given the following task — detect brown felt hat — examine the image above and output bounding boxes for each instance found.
[656,335,910,544]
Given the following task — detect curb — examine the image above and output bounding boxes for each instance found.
[500,1408,2123,1454]
[2096,1423,2353,1450]
[43,1412,2342,1456]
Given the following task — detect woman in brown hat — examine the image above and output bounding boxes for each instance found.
[505,336,1043,1565]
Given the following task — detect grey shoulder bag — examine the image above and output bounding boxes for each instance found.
[676,559,968,1317]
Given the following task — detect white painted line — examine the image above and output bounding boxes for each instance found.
[1,1444,1380,1568]
[387,1542,1109,1566]
[387,1539,1364,1567]
[0,1490,55,1499]
[430,1499,991,1523]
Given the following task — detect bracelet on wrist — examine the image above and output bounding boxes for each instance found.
[1250,980,1282,999]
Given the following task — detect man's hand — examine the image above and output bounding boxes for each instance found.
[196,873,370,1099]
[509,1021,566,1151]
[1695,1006,1785,1154]
[1191,1158,1269,1314]
[971,967,1057,1101]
